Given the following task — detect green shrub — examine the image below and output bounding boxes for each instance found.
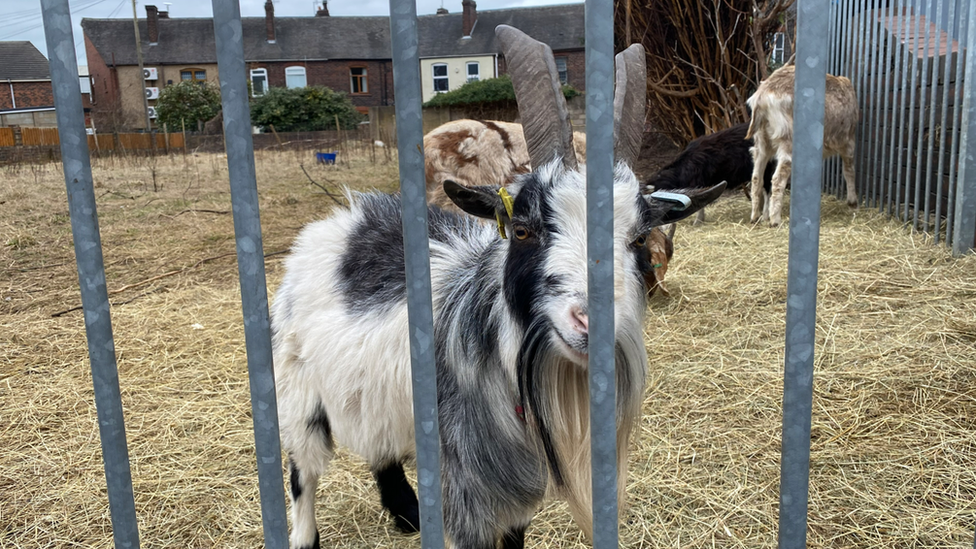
[423,75,581,108]
[249,86,363,132]
[153,80,222,131]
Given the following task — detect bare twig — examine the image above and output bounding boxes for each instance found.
[298,163,345,207]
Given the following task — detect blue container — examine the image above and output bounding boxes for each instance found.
[316,151,338,164]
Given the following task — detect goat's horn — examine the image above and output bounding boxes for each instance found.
[613,44,646,169]
[495,24,577,171]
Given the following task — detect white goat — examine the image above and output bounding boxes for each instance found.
[273,26,725,549]
[746,64,859,226]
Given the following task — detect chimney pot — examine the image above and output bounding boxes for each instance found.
[315,1,330,16]
[265,0,276,43]
[146,5,159,44]
[436,7,449,15]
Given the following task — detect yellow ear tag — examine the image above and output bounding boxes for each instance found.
[496,188,515,239]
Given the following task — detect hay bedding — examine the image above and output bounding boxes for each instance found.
[1,151,975,548]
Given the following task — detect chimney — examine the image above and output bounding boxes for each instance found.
[436,7,449,15]
[158,9,169,19]
[315,1,330,16]
[265,0,276,43]
[462,0,477,37]
[146,5,159,44]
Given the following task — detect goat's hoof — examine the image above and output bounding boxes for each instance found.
[394,512,420,534]
[847,200,858,209]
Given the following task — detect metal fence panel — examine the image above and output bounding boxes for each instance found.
[778,0,828,546]
[388,1,447,547]
[40,1,141,548]
[210,1,289,546]
[952,0,976,255]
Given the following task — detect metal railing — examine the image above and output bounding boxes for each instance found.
[829,0,976,255]
[39,0,974,548]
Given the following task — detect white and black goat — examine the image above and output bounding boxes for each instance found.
[644,122,775,224]
[746,64,859,226]
[272,26,725,549]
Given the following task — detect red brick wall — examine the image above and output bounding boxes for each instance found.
[0,82,54,110]
[248,60,394,107]
[84,33,119,111]
[497,49,585,92]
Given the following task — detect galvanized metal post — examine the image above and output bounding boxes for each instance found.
[388,1,446,546]
[932,0,962,243]
[911,0,935,230]
[864,0,881,207]
[903,0,924,222]
[945,0,968,245]
[868,0,889,208]
[921,0,947,234]
[210,1,288,547]
[853,0,868,201]
[40,0,140,547]
[778,0,828,547]
[875,0,897,211]
[585,0,619,546]
[952,0,976,255]
[825,3,838,195]
[893,0,917,218]
[886,0,908,216]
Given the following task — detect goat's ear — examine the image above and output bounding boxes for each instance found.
[643,181,727,225]
[444,180,505,220]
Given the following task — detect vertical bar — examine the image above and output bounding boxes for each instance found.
[778,0,827,546]
[952,0,976,255]
[868,0,889,209]
[932,0,961,243]
[893,0,916,218]
[875,0,896,211]
[840,0,857,201]
[920,0,946,234]
[864,0,880,208]
[886,0,907,216]
[585,0,618,546]
[825,3,838,195]
[911,0,935,231]
[210,1,288,547]
[945,0,967,245]
[388,1,446,546]
[902,0,924,223]
[853,0,869,200]
[40,1,140,547]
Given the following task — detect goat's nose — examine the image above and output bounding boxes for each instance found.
[570,306,589,335]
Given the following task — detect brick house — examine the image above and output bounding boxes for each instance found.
[82,1,585,131]
[0,41,57,128]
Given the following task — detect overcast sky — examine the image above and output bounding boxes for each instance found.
[3,0,582,67]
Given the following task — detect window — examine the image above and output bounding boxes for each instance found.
[466,62,480,83]
[285,66,307,89]
[771,32,786,65]
[250,68,268,97]
[350,67,368,94]
[180,69,207,82]
[432,63,449,93]
[555,57,568,85]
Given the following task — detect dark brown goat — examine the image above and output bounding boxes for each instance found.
[644,122,774,224]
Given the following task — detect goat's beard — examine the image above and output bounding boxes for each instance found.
[516,316,647,539]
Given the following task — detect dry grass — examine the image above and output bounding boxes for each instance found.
[1,149,975,548]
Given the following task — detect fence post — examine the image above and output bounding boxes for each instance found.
[40,0,140,547]
[952,0,976,255]
[210,1,289,547]
[778,0,828,547]
[387,1,446,547]
[584,0,619,547]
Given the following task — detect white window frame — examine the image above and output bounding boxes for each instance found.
[250,68,268,97]
[555,57,568,85]
[285,66,307,89]
[466,61,480,83]
[771,32,786,65]
[432,63,449,93]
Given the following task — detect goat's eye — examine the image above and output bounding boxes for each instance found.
[513,226,531,240]
[633,233,648,247]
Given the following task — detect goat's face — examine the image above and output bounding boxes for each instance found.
[445,161,724,368]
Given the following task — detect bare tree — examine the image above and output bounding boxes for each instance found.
[616,0,794,145]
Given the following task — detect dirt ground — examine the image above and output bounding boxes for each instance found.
[2,146,975,548]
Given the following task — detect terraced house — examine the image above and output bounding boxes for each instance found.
[82,1,585,131]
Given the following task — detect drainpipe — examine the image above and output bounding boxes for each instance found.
[8,79,15,109]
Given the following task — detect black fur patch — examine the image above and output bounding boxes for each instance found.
[501,524,528,549]
[289,457,303,501]
[307,402,334,451]
[372,462,420,533]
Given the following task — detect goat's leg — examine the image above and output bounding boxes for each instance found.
[694,208,706,225]
[767,158,792,227]
[371,461,420,533]
[749,148,771,224]
[842,153,858,207]
[288,454,327,549]
[500,522,530,549]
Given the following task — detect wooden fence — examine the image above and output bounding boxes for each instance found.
[0,128,185,151]
[0,127,15,147]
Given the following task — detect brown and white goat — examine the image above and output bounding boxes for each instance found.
[424,119,586,210]
[746,64,859,226]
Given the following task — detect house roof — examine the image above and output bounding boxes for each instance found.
[0,41,51,80]
[81,3,584,66]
